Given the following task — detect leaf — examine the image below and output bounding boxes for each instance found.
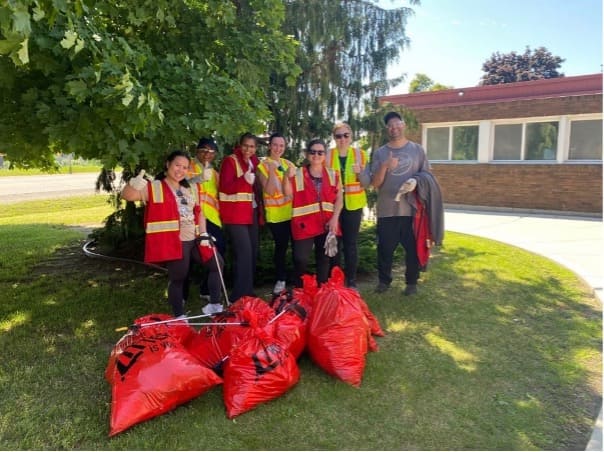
[17,37,28,64]
[65,80,88,101]
[60,30,78,49]
[11,7,31,35]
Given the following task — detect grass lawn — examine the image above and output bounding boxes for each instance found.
[0,196,601,450]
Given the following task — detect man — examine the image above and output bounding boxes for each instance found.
[370,111,431,296]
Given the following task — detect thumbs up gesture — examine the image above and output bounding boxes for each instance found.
[128,170,148,191]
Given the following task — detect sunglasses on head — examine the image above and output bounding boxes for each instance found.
[334,133,350,139]
[175,189,188,205]
[308,149,325,156]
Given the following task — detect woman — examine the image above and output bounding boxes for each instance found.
[256,132,296,295]
[284,138,343,287]
[325,122,370,290]
[121,150,225,318]
[218,133,260,303]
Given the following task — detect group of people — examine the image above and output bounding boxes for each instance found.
[121,111,442,318]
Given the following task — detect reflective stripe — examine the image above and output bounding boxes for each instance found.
[322,202,334,212]
[219,192,253,202]
[264,194,288,207]
[292,203,321,217]
[229,155,244,177]
[294,169,304,191]
[146,220,179,234]
[344,183,364,194]
[201,192,219,209]
[150,180,164,203]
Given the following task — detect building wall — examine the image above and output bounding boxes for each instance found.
[405,94,603,215]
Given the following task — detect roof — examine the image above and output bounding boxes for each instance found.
[380,73,603,109]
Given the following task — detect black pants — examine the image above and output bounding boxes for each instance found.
[330,207,363,286]
[377,216,419,286]
[166,240,224,317]
[293,233,330,288]
[224,212,259,302]
[268,220,292,282]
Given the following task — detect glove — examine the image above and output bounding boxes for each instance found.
[244,170,255,185]
[128,170,148,191]
[202,167,213,181]
[394,177,417,201]
[197,232,216,246]
[324,231,338,257]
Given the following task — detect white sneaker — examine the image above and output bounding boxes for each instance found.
[175,315,189,324]
[273,280,286,294]
[202,303,223,315]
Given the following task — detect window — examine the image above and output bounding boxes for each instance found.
[493,121,558,161]
[426,125,478,161]
[569,119,602,160]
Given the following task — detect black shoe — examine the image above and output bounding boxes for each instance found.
[375,282,390,293]
[403,284,417,296]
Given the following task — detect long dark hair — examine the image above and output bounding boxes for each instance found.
[155,149,191,187]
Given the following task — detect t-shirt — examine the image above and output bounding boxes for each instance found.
[370,141,430,218]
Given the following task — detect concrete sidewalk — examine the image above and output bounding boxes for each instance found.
[444,208,603,451]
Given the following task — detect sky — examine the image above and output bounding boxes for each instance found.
[376,0,603,94]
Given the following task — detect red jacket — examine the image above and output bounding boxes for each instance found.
[218,148,259,225]
[144,180,200,263]
[290,166,340,240]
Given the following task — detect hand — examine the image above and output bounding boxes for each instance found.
[352,163,361,174]
[128,170,148,191]
[394,177,417,201]
[287,165,296,178]
[244,170,255,185]
[202,167,213,181]
[197,232,216,246]
[387,151,399,171]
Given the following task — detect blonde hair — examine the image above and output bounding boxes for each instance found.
[332,122,352,135]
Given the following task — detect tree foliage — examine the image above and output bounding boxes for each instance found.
[0,0,300,174]
[408,73,451,92]
[480,46,565,86]
[268,0,419,152]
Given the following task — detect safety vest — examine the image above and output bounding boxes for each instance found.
[326,146,367,210]
[290,166,339,240]
[187,158,221,227]
[218,154,254,224]
[257,157,294,223]
[144,180,201,263]
[187,158,204,180]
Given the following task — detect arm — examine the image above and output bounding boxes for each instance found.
[357,149,372,188]
[371,151,398,189]
[121,170,148,202]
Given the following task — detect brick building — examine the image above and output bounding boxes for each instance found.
[379,73,603,215]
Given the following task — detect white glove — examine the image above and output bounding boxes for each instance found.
[324,231,338,257]
[394,177,417,201]
[244,170,255,185]
[202,167,213,181]
[128,170,148,191]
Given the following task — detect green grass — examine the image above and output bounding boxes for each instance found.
[0,165,103,176]
[0,196,601,450]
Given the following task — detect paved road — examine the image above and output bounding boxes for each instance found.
[0,173,105,203]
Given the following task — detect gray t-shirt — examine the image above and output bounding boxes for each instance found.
[370,141,430,217]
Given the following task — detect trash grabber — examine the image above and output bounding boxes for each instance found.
[115,313,213,332]
[210,240,229,309]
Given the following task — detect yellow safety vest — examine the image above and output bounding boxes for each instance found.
[326,146,367,210]
[257,157,294,223]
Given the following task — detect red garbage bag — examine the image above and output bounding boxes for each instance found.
[105,313,194,385]
[265,303,308,359]
[107,327,222,436]
[306,267,375,387]
[186,299,273,372]
[292,273,318,319]
[222,328,299,419]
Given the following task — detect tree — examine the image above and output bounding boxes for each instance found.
[408,73,452,92]
[480,46,564,86]
[267,0,419,153]
[0,0,300,174]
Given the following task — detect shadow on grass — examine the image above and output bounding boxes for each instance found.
[0,226,601,450]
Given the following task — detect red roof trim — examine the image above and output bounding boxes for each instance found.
[380,73,603,109]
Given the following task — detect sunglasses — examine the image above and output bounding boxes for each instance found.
[175,189,188,205]
[334,133,350,139]
[308,149,325,156]
[198,148,215,153]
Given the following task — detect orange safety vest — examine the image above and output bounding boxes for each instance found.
[144,180,201,263]
[257,157,294,223]
[218,154,254,224]
[290,166,340,241]
[325,146,367,210]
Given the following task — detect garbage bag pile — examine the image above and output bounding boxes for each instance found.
[105,267,384,436]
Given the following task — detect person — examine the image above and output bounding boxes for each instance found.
[187,138,226,310]
[121,150,225,318]
[325,122,371,290]
[370,111,431,296]
[283,138,343,288]
[256,132,296,295]
[218,132,261,303]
